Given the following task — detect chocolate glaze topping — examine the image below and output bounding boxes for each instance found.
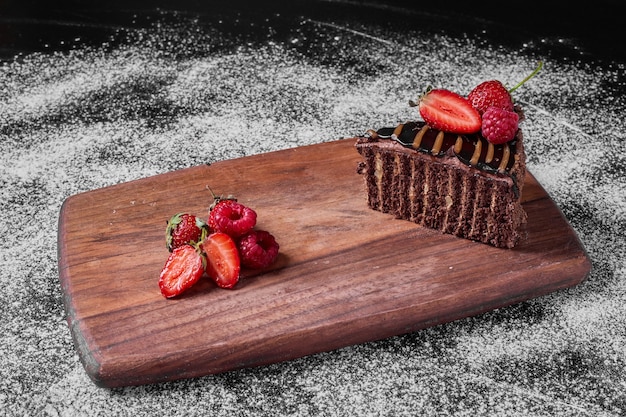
[366,121,517,174]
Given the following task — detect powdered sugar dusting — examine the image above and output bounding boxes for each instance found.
[2,6,625,416]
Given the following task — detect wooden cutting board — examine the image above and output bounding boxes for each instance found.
[57,138,591,388]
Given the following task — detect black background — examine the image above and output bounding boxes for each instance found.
[1,0,624,64]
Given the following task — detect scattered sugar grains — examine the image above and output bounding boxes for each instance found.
[2,10,626,416]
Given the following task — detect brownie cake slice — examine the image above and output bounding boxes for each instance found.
[355,119,527,248]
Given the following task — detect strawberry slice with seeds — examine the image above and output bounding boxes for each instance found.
[159,244,205,298]
[414,88,481,134]
[201,232,241,289]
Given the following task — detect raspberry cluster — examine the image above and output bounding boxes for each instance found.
[208,198,280,270]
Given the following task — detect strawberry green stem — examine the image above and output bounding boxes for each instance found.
[508,61,543,93]
[206,184,236,210]
[206,184,218,200]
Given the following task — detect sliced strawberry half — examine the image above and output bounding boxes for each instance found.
[417,88,481,134]
[159,244,205,298]
[201,232,241,289]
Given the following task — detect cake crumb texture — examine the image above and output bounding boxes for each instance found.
[356,137,527,248]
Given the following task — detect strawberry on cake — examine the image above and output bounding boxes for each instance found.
[355,63,541,248]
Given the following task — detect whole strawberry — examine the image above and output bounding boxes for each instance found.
[468,61,543,116]
[238,230,280,269]
[166,213,208,252]
[411,88,481,134]
[468,80,514,115]
[208,198,257,238]
[481,106,519,144]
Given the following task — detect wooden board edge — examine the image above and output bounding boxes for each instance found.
[55,139,594,388]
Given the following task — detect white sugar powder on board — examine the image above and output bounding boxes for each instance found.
[1,10,626,416]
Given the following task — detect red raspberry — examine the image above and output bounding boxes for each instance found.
[238,230,279,269]
[481,106,519,144]
[468,80,514,115]
[208,199,257,238]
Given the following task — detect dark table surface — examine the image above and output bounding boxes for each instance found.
[1,1,625,416]
[2,0,625,63]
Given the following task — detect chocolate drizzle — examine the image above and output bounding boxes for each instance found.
[366,121,517,174]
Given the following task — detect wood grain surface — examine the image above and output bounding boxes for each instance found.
[57,138,591,388]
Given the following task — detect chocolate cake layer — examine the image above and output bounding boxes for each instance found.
[355,124,527,248]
